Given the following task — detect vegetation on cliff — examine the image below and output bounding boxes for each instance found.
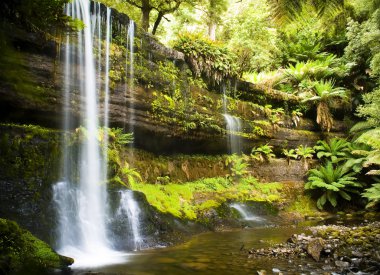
[0,218,73,274]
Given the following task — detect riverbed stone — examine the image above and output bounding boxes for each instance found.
[335,260,350,268]
[307,238,324,261]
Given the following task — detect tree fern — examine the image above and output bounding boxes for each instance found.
[282,148,298,165]
[267,0,344,24]
[251,144,275,162]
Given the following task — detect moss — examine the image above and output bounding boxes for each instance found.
[285,194,320,216]
[130,176,282,220]
[0,123,61,195]
[0,218,73,274]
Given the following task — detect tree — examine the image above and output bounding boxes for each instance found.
[201,0,228,40]
[0,0,70,35]
[221,0,281,73]
[295,145,315,170]
[302,79,347,132]
[123,0,188,33]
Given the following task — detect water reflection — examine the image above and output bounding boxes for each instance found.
[68,226,325,274]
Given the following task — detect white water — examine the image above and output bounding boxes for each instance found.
[54,0,126,267]
[223,114,242,154]
[230,203,265,222]
[125,20,135,133]
[116,190,142,251]
[222,84,242,154]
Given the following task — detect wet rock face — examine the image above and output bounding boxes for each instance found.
[247,221,380,274]
[0,125,61,244]
[0,10,348,155]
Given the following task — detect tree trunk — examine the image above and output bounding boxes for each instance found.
[152,12,163,35]
[141,0,151,32]
[208,22,217,40]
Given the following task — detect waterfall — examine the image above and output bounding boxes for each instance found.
[116,190,142,251]
[230,203,265,222]
[125,20,135,134]
[53,0,125,267]
[222,84,241,154]
[223,114,242,154]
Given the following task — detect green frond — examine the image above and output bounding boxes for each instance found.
[327,191,338,207]
[356,128,380,150]
[350,121,376,134]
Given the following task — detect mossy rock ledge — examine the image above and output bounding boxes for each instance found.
[0,218,73,274]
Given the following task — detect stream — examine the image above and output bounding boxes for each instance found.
[65,224,329,275]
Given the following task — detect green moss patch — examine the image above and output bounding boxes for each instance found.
[0,218,73,274]
[130,176,283,220]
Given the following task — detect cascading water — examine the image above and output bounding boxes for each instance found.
[230,203,265,222]
[125,20,135,134]
[222,84,242,154]
[53,0,125,267]
[223,114,242,154]
[116,190,142,251]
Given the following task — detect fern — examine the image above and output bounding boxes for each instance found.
[355,127,380,175]
[282,148,298,165]
[251,144,275,162]
[362,183,380,208]
[305,162,362,209]
[313,138,350,163]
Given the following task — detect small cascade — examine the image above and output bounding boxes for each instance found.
[116,190,142,251]
[53,0,125,267]
[230,203,265,222]
[223,114,242,154]
[222,84,242,154]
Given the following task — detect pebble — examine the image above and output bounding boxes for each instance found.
[335,260,350,268]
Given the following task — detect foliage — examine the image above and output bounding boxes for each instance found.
[121,0,191,33]
[225,154,250,182]
[108,128,134,148]
[314,138,351,163]
[267,0,345,25]
[119,162,143,187]
[301,79,347,132]
[296,144,315,169]
[173,32,238,84]
[282,148,297,164]
[0,0,71,36]
[251,144,275,162]
[221,0,282,74]
[0,218,72,273]
[305,162,361,209]
[355,128,380,175]
[291,109,303,127]
[295,145,314,160]
[344,10,380,81]
[362,182,380,208]
[150,89,223,134]
[275,2,348,65]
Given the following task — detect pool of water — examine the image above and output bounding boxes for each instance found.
[67,225,328,275]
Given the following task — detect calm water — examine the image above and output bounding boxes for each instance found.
[68,225,328,275]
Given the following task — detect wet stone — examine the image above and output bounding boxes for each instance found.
[335,260,350,268]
